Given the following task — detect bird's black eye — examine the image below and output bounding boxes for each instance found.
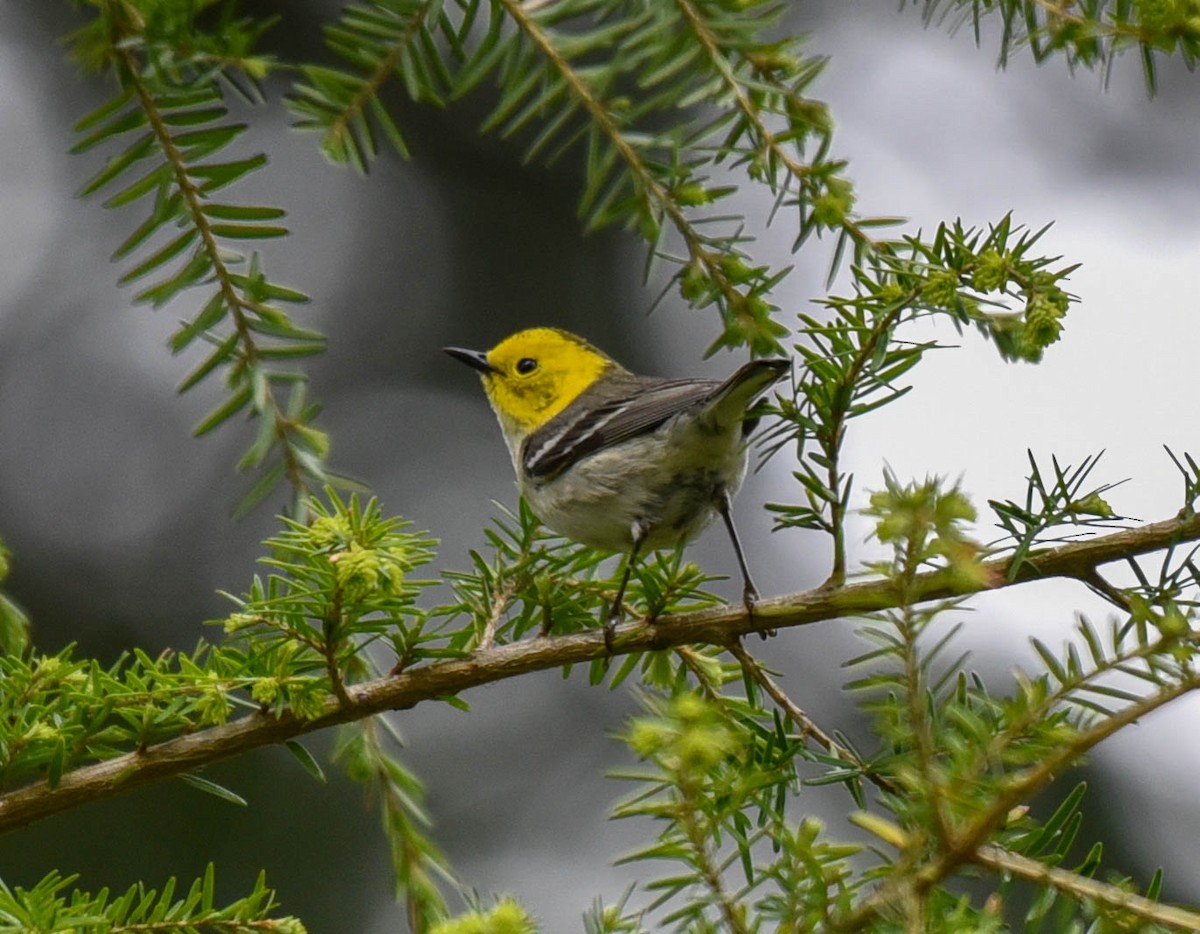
[515,357,539,375]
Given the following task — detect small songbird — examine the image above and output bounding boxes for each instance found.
[445,327,789,647]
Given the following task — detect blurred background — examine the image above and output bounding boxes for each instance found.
[1,0,1199,930]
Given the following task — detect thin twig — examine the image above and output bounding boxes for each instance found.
[481,577,517,650]
[727,640,898,796]
[1080,568,1134,612]
[973,843,1200,932]
[321,590,352,707]
[675,646,723,700]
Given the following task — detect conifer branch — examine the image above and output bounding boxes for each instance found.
[496,0,695,248]
[837,677,1200,931]
[956,675,1200,861]
[496,0,785,350]
[3,505,1198,835]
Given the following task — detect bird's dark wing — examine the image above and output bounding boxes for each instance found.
[521,376,719,480]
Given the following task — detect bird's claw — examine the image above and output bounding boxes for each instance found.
[604,606,620,652]
[743,586,775,640]
[742,584,759,612]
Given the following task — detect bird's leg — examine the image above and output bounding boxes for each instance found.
[606,521,647,651]
[718,490,773,638]
[718,490,757,606]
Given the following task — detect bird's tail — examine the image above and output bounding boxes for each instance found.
[703,358,791,430]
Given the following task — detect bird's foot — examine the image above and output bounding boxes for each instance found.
[603,604,620,651]
[743,585,775,640]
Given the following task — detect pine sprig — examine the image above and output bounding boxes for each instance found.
[467,0,799,355]
[222,491,437,707]
[916,0,1200,94]
[989,450,1128,577]
[69,8,329,516]
[762,215,1079,584]
[0,492,436,793]
[435,501,726,690]
[294,0,847,354]
[289,0,452,170]
[835,472,1200,931]
[0,864,304,934]
[0,536,30,657]
[762,299,927,585]
[434,500,616,653]
[979,841,1200,933]
[334,716,454,930]
[0,643,260,792]
[669,0,891,274]
[614,692,811,932]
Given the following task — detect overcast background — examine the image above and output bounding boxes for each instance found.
[2,1,1199,930]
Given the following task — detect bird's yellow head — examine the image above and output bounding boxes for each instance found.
[444,328,621,434]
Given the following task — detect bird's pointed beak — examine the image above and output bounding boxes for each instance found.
[443,346,496,375]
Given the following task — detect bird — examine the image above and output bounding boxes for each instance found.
[444,327,789,647]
